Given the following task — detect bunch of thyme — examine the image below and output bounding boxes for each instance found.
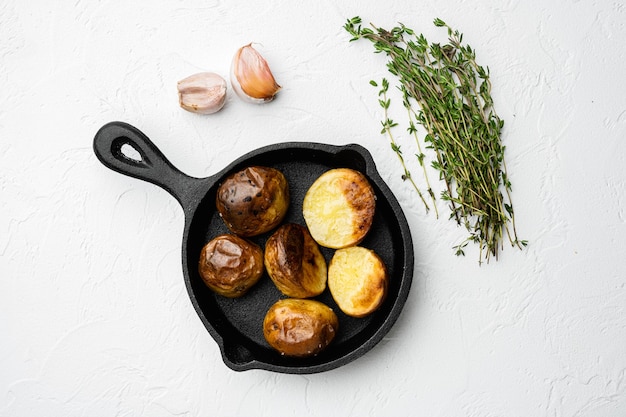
[344,16,526,263]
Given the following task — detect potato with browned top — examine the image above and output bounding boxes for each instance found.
[264,223,327,298]
[198,234,264,297]
[216,166,289,237]
[302,168,376,249]
[328,246,388,317]
[263,298,339,357]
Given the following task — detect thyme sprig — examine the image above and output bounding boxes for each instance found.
[371,77,436,215]
[344,16,526,263]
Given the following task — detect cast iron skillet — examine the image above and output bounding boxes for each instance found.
[93,121,413,374]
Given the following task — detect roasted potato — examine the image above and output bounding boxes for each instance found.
[264,223,327,298]
[263,298,339,357]
[198,234,264,297]
[216,166,289,237]
[328,246,388,318]
[302,168,376,249]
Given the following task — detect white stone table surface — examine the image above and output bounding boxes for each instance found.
[2,1,625,416]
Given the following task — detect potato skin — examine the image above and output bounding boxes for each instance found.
[198,234,264,298]
[303,168,376,249]
[264,223,327,298]
[263,299,339,357]
[216,166,289,237]
[328,246,388,318]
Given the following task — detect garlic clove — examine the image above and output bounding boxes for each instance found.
[230,43,281,103]
[177,72,227,114]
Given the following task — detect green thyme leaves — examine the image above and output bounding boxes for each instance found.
[345,16,526,263]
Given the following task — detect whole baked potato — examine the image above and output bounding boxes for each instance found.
[302,168,376,249]
[216,166,289,237]
[264,223,327,298]
[198,234,264,297]
[263,298,339,357]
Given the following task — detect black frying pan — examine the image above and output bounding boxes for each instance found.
[93,121,413,374]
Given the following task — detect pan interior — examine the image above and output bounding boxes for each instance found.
[185,145,410,372]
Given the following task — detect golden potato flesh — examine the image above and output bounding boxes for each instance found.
[263,298,339,357]
[302,168,375,249]
[264,223,327,298]
[216,166,289,237]
[198,234,264,298]
[328,246,388,318]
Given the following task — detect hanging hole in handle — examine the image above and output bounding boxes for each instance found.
[121,143,142,162]
[112,137,152,168]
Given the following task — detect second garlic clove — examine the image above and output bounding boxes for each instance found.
[231,43,281,104]
[177,72,227,114]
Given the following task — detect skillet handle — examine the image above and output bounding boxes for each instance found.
[93,121,204,208]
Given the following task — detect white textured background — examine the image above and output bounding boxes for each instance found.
[2,0,626,416]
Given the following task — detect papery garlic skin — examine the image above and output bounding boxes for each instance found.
[231,43,281,103]
[177,72,227,114]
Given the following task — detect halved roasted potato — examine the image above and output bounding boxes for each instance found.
[216,166,290,237]
[328,246,388,318]
[198,234,264,298]
[302,168,375,249]
[264,223,327,298]
[263,298,339,357]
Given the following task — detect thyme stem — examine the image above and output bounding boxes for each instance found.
[373,79,431,213]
